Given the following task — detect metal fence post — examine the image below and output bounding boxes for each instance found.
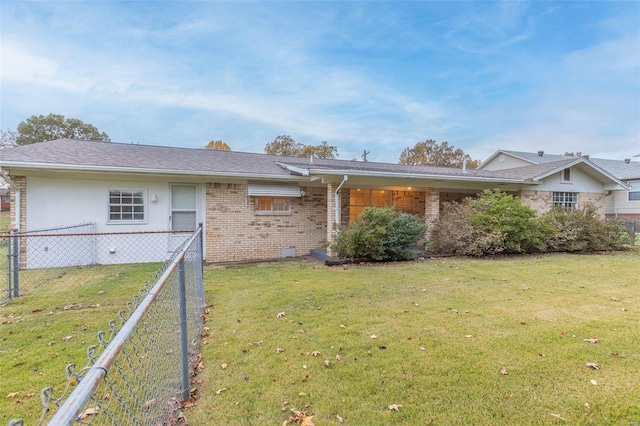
[178,258,190,401]
[12,229,19,298]
[6,231,12,301]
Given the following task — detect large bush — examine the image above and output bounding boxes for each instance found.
[332,206,426,261]
[430,190,629,256]
[431,189,545,256]
[539,204,631,252]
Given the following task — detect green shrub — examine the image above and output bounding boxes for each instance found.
[539,204,631,251]
[431,191,630,256]
[431,189,544,256]
[332,206,426,261]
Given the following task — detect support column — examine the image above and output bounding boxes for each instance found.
[424,188,440,246]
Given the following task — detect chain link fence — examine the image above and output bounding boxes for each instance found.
[8,225,205,425]
[1,223,192,304]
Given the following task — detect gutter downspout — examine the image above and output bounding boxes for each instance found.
[334,175,348,227]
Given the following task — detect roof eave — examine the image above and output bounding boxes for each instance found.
[307,168,535,184]
[0,161,300,180]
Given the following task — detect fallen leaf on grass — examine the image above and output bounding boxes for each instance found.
[144,399,156,408]
[311,351,321,357]
[549,413,566,421]
[388,404,403,411]
[61,335,73,342]
[590,379,598,385]
[276,347,285,354]
[80,406,100,419]
[324,360,330,367]
[215,388,227,395]
[339,324,347,329]
[335,354,343,361]
[7,392,19,398]
[583,337,598,344]
[221,363,228,370]
[277,312,286,318]
[370,335,377,339]
[499,366,508,375]
[585,362,599,370]
[336,414,344,423]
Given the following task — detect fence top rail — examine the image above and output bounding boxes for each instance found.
[10,229,194,238]
[17,222,95,234]
[44,225,202,425]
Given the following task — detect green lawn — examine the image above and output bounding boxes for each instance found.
[1,252,639,425]
[0,262,161,425]
[191,252,640,425]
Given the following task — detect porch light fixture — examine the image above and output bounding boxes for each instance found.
[151,194,158,203]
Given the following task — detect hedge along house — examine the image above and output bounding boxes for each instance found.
[0,139,628,263]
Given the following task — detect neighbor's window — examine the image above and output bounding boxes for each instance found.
[561,168,572,183]
[109,189,146,222]
[628,181,640,201]
[255,197,290,214]
[553,192,578,210]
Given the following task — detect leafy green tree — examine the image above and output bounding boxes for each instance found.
[265,135,338,159]
[301,141,338,159]
[205,140,231,151]
[16,114,111,145]
[399,139,479,168]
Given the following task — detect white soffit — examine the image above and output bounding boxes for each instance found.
[247,183,302,197]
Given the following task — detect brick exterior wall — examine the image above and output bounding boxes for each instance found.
[9,175,26,231]
[518,190,552,214]
[519,190,605,218]
[424,188,440,238]
[205,183,327,262]
[606,213,640,221]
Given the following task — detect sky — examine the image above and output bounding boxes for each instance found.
[1,1,639,163]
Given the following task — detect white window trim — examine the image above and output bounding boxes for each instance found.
[552,191,578,211]
[107,188,147,224]
[560,168,572,184]
[628,180,640,202]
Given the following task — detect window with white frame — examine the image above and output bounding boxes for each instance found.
[553,192,578,210]
[255,197,291,214]
[628,180,640,201]
[108,189,146,222]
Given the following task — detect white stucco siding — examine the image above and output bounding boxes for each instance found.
[27,175,173,232]
[481,155,532,171]
[23,174,206,267]
[534,167,605,193]
[606,183,640,216]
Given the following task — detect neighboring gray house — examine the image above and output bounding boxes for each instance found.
[480,150,640,224]
[0,139,629,263]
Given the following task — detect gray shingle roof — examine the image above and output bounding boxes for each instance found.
[0,139,629,186]
[500,150,640,180]
[0,139,522,181]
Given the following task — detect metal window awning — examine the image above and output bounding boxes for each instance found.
[247,183,302,197]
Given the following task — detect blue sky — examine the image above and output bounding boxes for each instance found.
[1,1,638,163]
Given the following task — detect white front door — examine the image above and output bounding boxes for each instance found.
[171,184,197,231]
